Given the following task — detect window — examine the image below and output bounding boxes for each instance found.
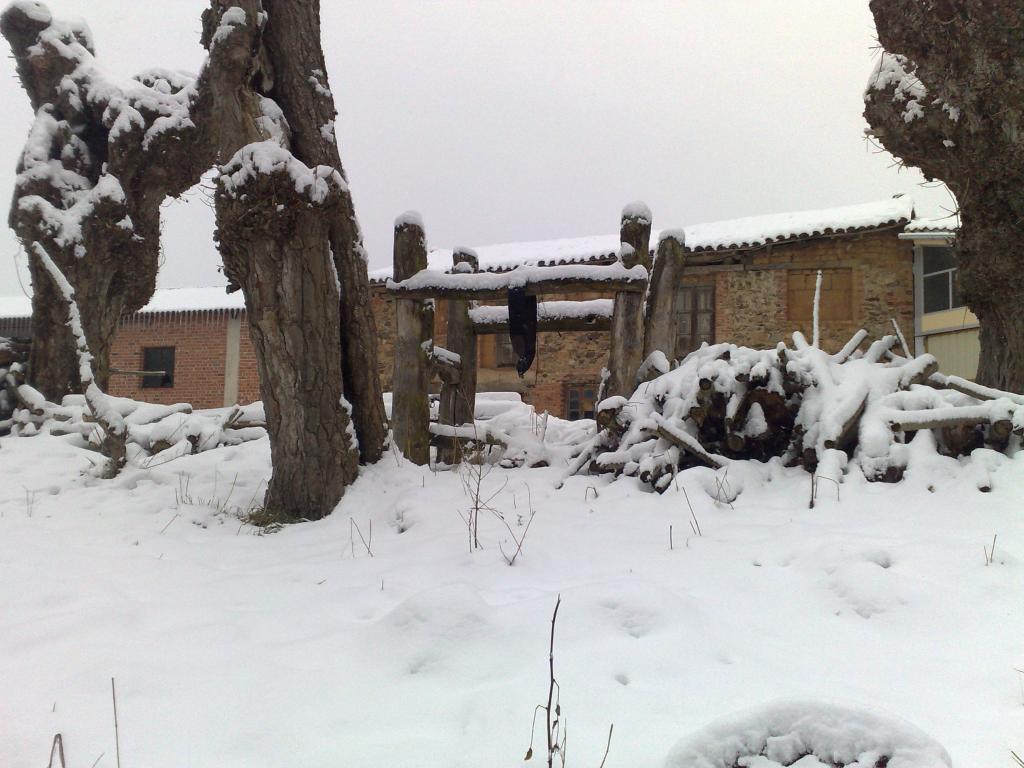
[675,285,714,358]
[565,385,596,420]
[921,246,962,313]
[142,346,175,388]
[495,334,517,367]
[788,269,853,321]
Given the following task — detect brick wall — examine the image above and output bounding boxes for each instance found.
[371,229,915,418]
[109,312,231,408]
[237,318,261,404]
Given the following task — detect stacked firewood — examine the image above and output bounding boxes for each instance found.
[4,377,266,462]
[0,337,31,435]
[570,330,1024,491]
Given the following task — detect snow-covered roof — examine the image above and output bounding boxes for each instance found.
[369,196,915,281]
[0,286,244,319]
[901,213,959,237]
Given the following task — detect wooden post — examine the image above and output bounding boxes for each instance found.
[438,247,479,464]
[605,202,652,399]
[643,230,686,360]
[392,212,431,465]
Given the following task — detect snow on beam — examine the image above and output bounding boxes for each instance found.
[385,262,647,300]
[469,299,614,334]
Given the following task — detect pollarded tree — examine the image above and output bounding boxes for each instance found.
[257,0,388,464]
[206,1,381,518]
[0,1,257,397]
[864,0,1024,391]
[5,1,386,520]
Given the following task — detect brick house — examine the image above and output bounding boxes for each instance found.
[0,196,925,419]
[373,196,917,418]
[0,288,260,409]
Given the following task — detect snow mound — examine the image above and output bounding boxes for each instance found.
[664,699,951,768]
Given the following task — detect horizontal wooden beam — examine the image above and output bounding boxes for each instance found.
[386,262,647,300]
[470,298,614,335]
[474,314,611,334]
[387,278,643,300]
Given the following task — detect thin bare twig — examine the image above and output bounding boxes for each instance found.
[47,734,66,768]
[111,677,122,768]
[598,723,614,768]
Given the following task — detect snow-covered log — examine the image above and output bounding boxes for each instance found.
[8,389,267,462]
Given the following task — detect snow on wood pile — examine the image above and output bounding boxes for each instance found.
[0,339,31,433]
[468,298,614,326]
[664,698,951,768]
[5,385,266,461]
[569,330,1024,492]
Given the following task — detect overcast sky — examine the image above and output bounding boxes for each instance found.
[0,0,953,298]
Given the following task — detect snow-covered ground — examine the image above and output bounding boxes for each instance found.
[1,415,1022,767]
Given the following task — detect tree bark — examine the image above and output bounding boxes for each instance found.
[865,0,1024,391]
[216,148,359,521]
[260,0,387,463]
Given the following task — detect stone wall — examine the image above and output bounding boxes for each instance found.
[370,228,915,418]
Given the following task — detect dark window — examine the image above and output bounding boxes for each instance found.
[921,246,961,313]
[142,346,175,388]
[565,386,596,420]
[676,285,715,358]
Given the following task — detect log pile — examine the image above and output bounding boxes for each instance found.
[0,337,31,435]
[4,382,266,463]
[570,330,1024,491]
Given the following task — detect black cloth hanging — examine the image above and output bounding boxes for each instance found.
[507,287,538,376]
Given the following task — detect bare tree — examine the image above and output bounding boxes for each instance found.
[864,0,1024,391]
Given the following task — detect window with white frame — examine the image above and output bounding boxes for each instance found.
[921,246,962,313]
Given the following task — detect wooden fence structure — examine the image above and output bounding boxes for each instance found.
[388,205,685,465]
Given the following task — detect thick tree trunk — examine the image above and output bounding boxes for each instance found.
[27,267,79,398]
[24,237,135,398]
[261,0,388,464]
[216,150,359,522]
[965,228,1024,392]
